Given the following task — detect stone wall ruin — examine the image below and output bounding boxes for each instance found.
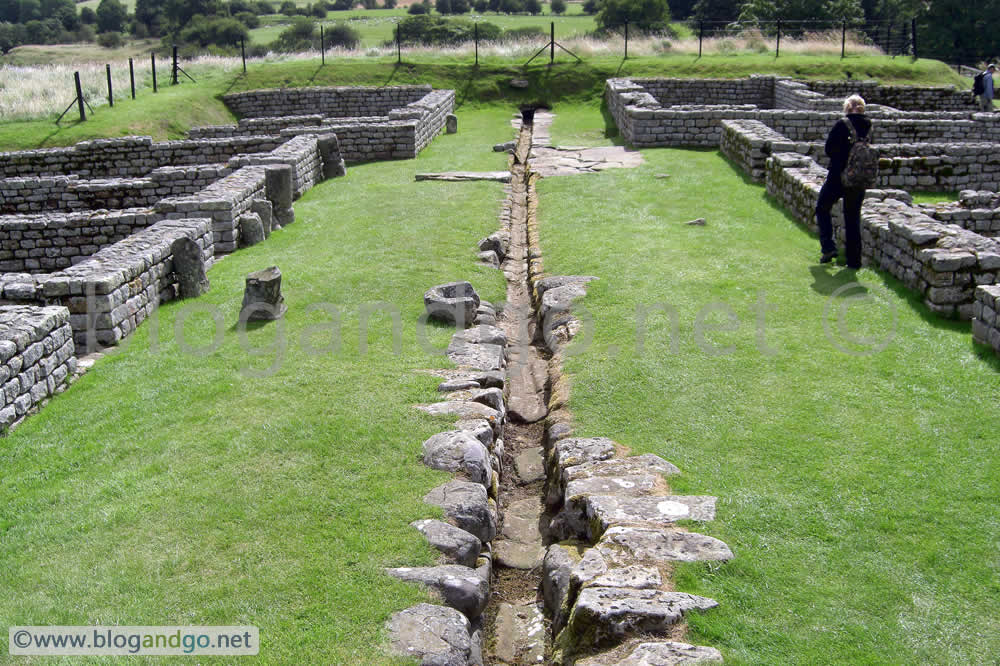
[607,75,1000,356]
[0,85,457,431]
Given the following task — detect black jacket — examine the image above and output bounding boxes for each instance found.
[825,113,872,176]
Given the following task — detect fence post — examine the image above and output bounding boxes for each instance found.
[75,71,86,121]
[698,21,703,58]
[841,19,846,58]
[129,57,135,99]
[911,17,917,58]
[396,25,401,64]
[171,45,178,85]
[885,22,891,56]
[474,23,478,66]
[624,20,628,59]
[151,52,157,93]
[776,20,781,57]
[106,63,113,107]
[550,22,555,64]
[241,36,247,72]
[320,26,324,65]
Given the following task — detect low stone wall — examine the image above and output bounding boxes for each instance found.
[223,85,433,119]
[0,136,282,179]
[187,115,325,140]
[0,208,157,273]
[0,165,232,215]
[720,119,801,182]
[0,305,76,431]
[156,166,267,254]
[765,151,1000,318]
[809,80,975,112]
[1,217,216,348]
[972,285,1000,354]
[774,79,843,111]
[623,76,774,107]
[921,190,1000,237]
[229,134,323,198]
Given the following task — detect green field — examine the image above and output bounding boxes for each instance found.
[0,53,995,664]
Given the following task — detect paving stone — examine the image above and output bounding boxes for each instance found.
[387,563,490,619]
[493,601,547,664]
[446,339,506,371]
[416,401,501,433]
[438,378,481,392]
[453,324,508,347]
[411,518,482,567]
[514,447,546,483]
[386,603,472,666]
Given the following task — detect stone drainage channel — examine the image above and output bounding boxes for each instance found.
[387,111,735,665]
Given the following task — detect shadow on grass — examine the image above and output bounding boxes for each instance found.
[808,265,866,295]
[599,99,626,146]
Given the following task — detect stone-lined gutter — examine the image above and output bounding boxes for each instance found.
[385,110,735,665]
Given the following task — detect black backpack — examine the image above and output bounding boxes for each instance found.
[840,118,878,190]
[974,71,986,95]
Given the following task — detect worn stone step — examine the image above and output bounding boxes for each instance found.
[550,453,681,507]
[506,349,549,423]
[493,601,548,664]
[595,526,734,564]
[495,496,546,570]
[386,563,491,619]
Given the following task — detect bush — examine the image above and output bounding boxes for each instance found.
[498,0,522,12]
[382,0,396,6]
[330,0,354,8]
[279,0,297,14]
[179,15,249,46]
[550,0,565,12]
[235,11,259,27]
[80,7,96,24]
[503,25,543,39]
[473,0,487,10]
[309,2,327,16]
[524,0,540,12]
[323,22,359,47]
[596,0,670,31]
[254,0,275,13]
[581,0,599,13]
[407,2,427,13]
[397,14,495,44]
[272,15,316,49]
[96,30,123,47]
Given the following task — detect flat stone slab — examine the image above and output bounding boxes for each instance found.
[574,640,723,665]
[416,401,501,432]
[453,324,507,346]
[495,540,546,570]
[514,447,546,483]
[550,437,617,474]
[550,454,679,508]
[585,495,717,539]
[597,526,734,564]
[565,587,718,647]
[387,564,490,619]
[416,171,512,183]
[506,353,548,423]
[446,339,506,371]
[411,518,482,567]
[565,473,664,500]
[496,496,545,570]
[386,603,472,666]
[424,479,498,543]
[493,601,547,664]
[530,146,645,178]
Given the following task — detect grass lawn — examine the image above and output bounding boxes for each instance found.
[538,108,1000,664]
[0,108,510,663]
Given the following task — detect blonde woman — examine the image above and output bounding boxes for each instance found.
[816,94,871,269]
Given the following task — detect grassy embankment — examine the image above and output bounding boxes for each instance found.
[540,110,1000,664]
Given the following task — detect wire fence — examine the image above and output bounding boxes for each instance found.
[12,14,989,125]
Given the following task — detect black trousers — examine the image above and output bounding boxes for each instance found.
[816,176,864,269]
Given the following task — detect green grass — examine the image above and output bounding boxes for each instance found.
[910,190,960,205]
[540,108,1000,664]
[0,108,510,663]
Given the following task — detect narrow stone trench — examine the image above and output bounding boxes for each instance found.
[483,109,554,665]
